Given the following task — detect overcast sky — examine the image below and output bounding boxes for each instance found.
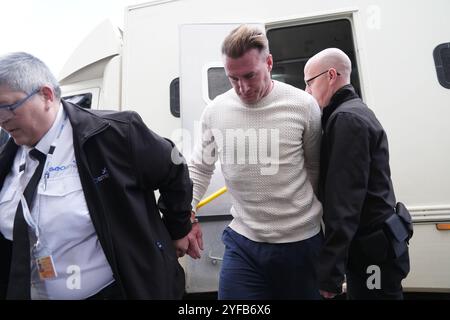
[0,0,141,77]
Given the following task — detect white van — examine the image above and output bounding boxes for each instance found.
[59,0,450,294]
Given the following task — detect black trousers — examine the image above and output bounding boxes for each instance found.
[346,245,410,300]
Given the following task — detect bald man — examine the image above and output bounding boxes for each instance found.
[304,48,411,300]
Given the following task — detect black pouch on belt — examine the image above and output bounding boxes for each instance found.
[384,213,409,258]
[395,202,413,242]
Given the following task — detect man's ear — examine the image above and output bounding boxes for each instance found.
[40,86,56,111]
[41,86,55,103]
[267,54,273,72]
[329,68,339,81]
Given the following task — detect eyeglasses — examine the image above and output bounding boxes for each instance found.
[0,89,40,122]
[304,69,341,87]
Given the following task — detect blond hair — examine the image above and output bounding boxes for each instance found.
[221,25,269,59]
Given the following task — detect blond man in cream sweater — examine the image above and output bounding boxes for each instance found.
[187,25,322,300]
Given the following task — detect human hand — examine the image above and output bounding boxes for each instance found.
[320,290,338,299]
[186,220,203,259]
[173,235,189,258]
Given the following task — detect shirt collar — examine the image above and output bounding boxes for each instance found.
[34,103,65,155]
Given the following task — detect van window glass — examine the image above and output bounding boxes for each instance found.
[0,129,9,147]
[63,93,92,109]
[170,77,180,117]
[267,19,362,97]
[207,67,232,100]
[433,43,450,89]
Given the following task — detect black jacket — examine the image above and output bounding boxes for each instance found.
[318,85,396,293]
[0,101,193,299]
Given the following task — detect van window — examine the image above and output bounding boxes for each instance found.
[207,67,232,100]
[433,43,450,89]
[63,93,92,109]
[170,78,180,117]
[267,19,362,97]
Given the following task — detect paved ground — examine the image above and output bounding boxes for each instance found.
[184,291,450,300]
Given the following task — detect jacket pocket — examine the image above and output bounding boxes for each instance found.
[36,175,92,235]
[37,175,83,197]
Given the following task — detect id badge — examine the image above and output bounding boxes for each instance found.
[33,241,58,280]
[36,255,58,280]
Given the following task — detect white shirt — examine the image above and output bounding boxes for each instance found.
[0,105,114,299]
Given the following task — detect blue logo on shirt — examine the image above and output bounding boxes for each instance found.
[93,167,110,184]
[48,160,77,174]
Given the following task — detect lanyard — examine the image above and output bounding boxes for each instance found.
[19,114,68,245]
[43,113,68,190]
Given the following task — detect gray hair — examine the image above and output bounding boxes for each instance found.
[0,52,61,99]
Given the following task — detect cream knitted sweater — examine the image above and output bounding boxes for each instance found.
[188,80,322,243]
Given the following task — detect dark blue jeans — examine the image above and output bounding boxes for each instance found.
[218,227,322,300]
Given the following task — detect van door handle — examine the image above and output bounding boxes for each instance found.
[208,251,223,265]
